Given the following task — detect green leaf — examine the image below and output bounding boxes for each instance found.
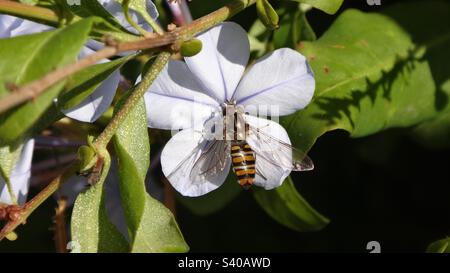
[113,95,188,253]
[71,152,129,253]
[0,141,25,203]
[283,9,437,153]
[131,195,189,252]
[256,0,279,30]
[0,142,23,182]
[253,177,329,231]
[0,18,97,143]
[273,9,297,49]
[176,174,242,216]
[383,0,450,148]
[289,0,344,15]
[58,56,131,110]
[248,19,271,58]
[427,237,450,253]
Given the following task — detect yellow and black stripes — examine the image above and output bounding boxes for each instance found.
[231,142,256,189]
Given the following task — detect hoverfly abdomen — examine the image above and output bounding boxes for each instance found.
[231,141,256,189]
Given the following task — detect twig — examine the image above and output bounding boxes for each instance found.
[0,0,60,26]
[0,162,79,241]
[53,197,68,253]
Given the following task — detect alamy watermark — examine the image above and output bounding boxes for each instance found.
[67,0,81,6]
[367,0,382,6]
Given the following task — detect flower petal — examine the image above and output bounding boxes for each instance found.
[234,48,315,116]
[185,22,250,102]
[0,15,52,38]
[145,60,219,130]
[0,139,35,205]
[78,45,100,60]
[161,129,231,197]
[244,115,292,190]
[61,68,121,123]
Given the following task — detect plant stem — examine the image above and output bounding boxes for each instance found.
[53,197,69,253]
[0,0,60,26]
[146,18,164,36]
[122,0,155,37]
[94,51,171,148]
[0,162,79,241]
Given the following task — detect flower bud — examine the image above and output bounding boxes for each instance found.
[180,38,203,57]
[5,231,18,241]
[256,0,279,30]
[77,145,96,174]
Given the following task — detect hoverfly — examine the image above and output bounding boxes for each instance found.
[165,101,314,190]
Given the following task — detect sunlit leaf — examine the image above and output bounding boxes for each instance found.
[113,94,189,253]
[0,140,24,204]
[71,152,129,253]
[283,9,437,153]
[288,0,344,15]
[0,142,23,182]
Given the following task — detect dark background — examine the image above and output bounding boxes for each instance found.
[1,0,449,252]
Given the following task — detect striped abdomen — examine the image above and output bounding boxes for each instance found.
[231,141,256,189]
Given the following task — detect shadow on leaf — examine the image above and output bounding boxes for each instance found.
[311,49,421,129]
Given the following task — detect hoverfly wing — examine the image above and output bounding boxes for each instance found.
[189,140,231,182]
[166,138,230,185]
[247,124,314,172]
[165,140,203,180]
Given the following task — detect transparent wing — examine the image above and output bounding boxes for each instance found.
[189,140,230,182]
[166,139,230,184]
[247,124,314,172]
